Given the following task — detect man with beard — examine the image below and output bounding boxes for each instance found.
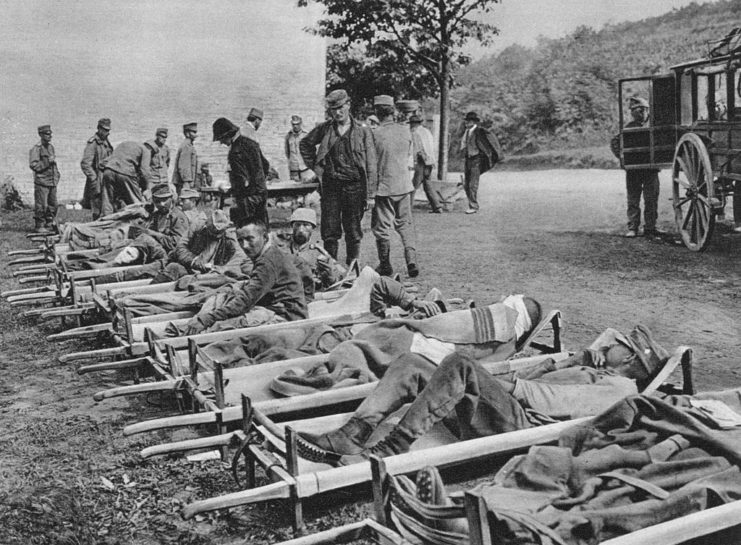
[275,207,345,298]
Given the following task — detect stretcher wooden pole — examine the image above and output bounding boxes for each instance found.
[181,418,588,520]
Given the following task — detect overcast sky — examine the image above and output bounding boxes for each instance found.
[474,0,721,55]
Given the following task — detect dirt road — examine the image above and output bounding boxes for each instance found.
[1,168,740,544]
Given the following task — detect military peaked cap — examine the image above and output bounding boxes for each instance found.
[151,184,173,199]
[179,188,200,200]
[326,89,349,109]
[183,122,198,132]
[155,128,168,137]
[37,125,52,134]
[373,95,394,107]
[290,115,302,124]
[248,108,263,120]
[408,114,422,124]
[97,118,112,130]
[629,96,649,110]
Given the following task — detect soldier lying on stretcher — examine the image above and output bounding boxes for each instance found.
[298,323,669,466]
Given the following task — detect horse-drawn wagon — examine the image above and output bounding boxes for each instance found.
[617,30,741,251]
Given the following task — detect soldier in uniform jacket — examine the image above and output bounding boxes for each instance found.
[29,124,60,233]
[80,117,113,219]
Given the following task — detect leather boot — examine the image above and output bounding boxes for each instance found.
[404,247,419,278]
[345,240,361,266]
[297,416,374,456]
[33,219,49,234]
[323,239,339,260]
[375,239,393,277]
[338,426,414,466]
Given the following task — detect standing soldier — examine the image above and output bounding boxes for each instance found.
[371,95,418,277]
[142,128,170,190]
[285,115,311,182]
[80,117,113,219]
[300,89,378,265]
[29,125,60,233]
[611,97,661,238]
[212,117,267,227]
[172,122,198,195]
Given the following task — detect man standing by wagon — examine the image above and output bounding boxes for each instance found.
[459,111,503,214]
[610,97,661,238]
[372,95,419,278]
[142,128,171,190]
[29,125,60,233]
[212,117,267,227]
[172,122,198,195]
[300,89,378,265]
[81,117,113,219]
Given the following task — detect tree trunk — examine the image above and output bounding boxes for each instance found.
[437,60,450,182]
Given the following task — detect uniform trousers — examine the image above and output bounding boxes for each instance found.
[371,193,416,249]
[626,169,659,232]
[352,353,530,444]
[101,170,144,217]
[320,178,365,251]
[34,184,58,225]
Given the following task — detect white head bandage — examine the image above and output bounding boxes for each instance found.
[113,246,140,265]
[502,294,532,340]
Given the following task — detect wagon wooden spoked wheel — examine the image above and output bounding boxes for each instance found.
[672,133,715,252]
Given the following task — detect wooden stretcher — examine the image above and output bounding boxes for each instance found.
[172,345,692,536]
[119,310,562,437]
[55,265,376,364]
[270,451,741,545]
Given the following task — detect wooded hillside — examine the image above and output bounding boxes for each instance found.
[451,0,740,163]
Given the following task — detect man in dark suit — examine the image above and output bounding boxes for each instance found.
[212,117,267,227]
[459,111,503,214]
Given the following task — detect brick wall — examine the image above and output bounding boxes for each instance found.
[0,0,326,204]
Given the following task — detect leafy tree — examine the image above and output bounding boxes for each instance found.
[298,0,500,181]
[327,43,438,117]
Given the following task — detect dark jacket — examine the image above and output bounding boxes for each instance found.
[229,134,267,198]
[80,133,113,205]
[172,227,241,269]
[196,243,307,327]
[299,118,378,198]
[472,126,503,173]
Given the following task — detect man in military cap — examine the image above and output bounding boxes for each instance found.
[285,115,312,182]
[172,122,198,195]
[300,89,378,265]
[243,107,263,142]
[459,111,503,214]
[410,115,442,214]
[213,117,267,227]
[100,141,150,216]
[81,117,113,219]
[371,95,418,278]
[179,187,207,233]
[275,207,345,297]
[195,162,213,190]
[29,125,60,233]
[169,208,245,275]
[142,128,171,190]
[610,96,661,238]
